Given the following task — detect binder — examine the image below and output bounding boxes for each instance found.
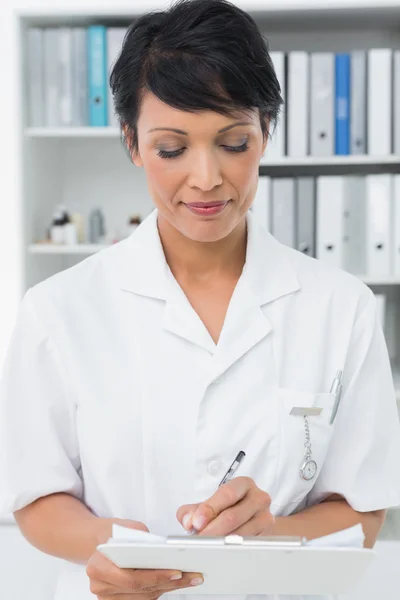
[365,174,392,277]
[393,175,400,277]
[27,28,44,127]
[71,28,88,126]
[296,177,316,257]
[88,25,108,127]
[394,51,400,156]
[316,176,345,268]
[58,28,73,126]
[342,176,367,276]
[351,51,367,155]
[271,178,296,248]
[287,52,309,157]
[374,293,387,333]
[107,28,128,128]
[251,176,271,231]
[265,51,285,160]
[310,53,334,156]
[98,525,374,596]
[44,28,60,127]
[335,53,350,155]
[368,49,392,155]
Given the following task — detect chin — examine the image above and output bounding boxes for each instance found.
[181,219,236,243]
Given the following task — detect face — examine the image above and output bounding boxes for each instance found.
[129,91,267,243]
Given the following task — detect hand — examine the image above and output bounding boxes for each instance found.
[87,518,204,599]
[177,477,275,536]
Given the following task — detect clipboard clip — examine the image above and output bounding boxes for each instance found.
[166,534,306,547]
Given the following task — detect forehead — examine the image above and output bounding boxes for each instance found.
[137,91,257,133]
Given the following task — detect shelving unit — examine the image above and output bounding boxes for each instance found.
[13,2,400,530]
[28,243,110,254]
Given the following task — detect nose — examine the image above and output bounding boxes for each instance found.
[187,149,223,191]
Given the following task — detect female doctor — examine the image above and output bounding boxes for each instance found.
[1,0,400,599]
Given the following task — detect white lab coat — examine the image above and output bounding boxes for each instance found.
[1,208,400,600]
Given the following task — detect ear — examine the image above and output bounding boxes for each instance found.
[122,124,143,167]
[261,116,270,158]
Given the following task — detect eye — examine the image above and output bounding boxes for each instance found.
[222,142,249,153]
[157,141,249,160]
[157,148,185,159]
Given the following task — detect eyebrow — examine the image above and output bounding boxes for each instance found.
[147,121,252,135]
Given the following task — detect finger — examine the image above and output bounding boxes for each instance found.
[99,577,204,600]
[198,488,270,536]
[176,503,200,531]
[191,477,254,532]
[232,511,275,537]
[88,561,182,596]
[90,569,204,596]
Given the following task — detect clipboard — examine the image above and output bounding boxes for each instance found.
[97,534,375,595]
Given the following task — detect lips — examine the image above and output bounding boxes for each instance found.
[185,200,230,216]
[186,201,228,208]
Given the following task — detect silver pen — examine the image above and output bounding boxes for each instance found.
[187,450,246,535]
[329,370,343,425]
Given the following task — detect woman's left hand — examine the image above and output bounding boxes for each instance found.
[177,477,276,536]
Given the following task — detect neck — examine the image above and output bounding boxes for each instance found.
[157,214,247,282]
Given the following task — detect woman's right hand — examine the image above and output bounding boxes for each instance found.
[86,518,204,599]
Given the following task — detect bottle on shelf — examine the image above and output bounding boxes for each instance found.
[127,215,142,236]
[71,212,85,243]
[50,207,65,244]
[88,208,106,244]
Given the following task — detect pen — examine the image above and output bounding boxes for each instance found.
[329,370,343,425]
[187,450,246,535]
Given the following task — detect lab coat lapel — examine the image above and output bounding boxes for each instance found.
[120,209,216,353]
[162,274,216,354]
[210,210,301,383]
[209,278,273,382]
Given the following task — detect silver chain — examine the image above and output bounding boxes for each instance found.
[303,415,312,460]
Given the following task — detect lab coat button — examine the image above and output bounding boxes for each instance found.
[207,459,224,475]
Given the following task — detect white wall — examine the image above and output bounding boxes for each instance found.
[2,0,400,367]
[1,2,400,599]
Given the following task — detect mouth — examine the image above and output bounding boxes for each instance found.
[185,200,230,216]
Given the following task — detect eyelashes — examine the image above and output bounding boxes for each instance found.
[157,142,249,160]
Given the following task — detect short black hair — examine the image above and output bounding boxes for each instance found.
[110,0,283,155]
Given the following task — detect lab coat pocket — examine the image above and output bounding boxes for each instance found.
[273,388,336,507]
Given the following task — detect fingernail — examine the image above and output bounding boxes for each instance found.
[192,514,207,531]
[169,573,183,581]
[190,577,204,586]
[182,513,192,531]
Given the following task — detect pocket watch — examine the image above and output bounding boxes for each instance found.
[299,415,317,481]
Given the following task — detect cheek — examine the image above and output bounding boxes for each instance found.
[226,153,259,203]
[143,155,181,206]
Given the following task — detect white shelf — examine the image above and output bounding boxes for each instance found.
[25,127,120,138]
[260,155,400,167]
[359,276,400,286]
[0,514,15,525]
[27,246,400,285]
[28,244,111,254]
[23,130,400,168]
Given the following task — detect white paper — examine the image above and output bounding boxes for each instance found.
[306,523,365,548]
[110,523,365,548]
[111,525,166,543]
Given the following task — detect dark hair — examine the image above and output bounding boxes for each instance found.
[110,0,283,156]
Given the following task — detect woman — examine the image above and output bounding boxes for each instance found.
[1,0,400,599]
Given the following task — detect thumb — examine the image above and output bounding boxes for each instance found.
[176,504,200,531]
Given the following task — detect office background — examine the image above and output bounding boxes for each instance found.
[1,0,400,598]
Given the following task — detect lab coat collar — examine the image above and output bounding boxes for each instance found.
[119,208,301,306]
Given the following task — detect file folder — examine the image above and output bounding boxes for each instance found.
[365,174,392,277]
[252,176,271,230]
[316,176,345,268]
[310,53,334,156]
